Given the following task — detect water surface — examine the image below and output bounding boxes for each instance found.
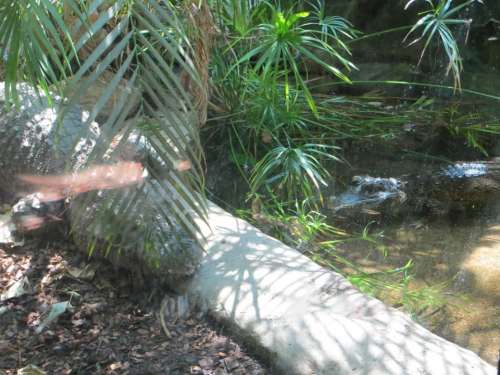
[334,217,500,364]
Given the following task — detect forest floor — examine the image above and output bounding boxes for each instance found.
[0,240,268,375]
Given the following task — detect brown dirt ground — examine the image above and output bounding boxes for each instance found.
[0,240,269,375]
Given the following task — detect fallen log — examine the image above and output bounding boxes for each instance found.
[186,201,496,374]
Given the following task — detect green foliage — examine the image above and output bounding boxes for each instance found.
[211,0,491,328]
[209,1,363,203]
[213,0,269,36]
[241,194,347,248]
[401,281,450,319]
[250,143,339,202]
[346,260,414,297]
[437,103,500,156]
[311,240,450,317]
[211,0,496,204]
[404,0,483,89]
[307,0,359,52]
[0,0,77,100]
[227,0,356,112]
[210,0,498,208]
[245,199,447,317]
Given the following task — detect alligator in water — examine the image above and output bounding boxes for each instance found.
[330,160,500,220]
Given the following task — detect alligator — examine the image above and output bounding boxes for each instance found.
[330,160,500,221]
[0,83,202,289]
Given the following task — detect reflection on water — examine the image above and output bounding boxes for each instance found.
[334,217,500,364]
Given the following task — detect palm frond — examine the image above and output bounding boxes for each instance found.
[404,0,483,89]
[67,0,208,264]
[0,0,81,102]
[250,143,340,203]
[1,0,208,274]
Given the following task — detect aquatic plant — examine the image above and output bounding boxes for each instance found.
[249,143,339,202]
[225,0,356,112]
[210,0,498,206]
[404,0,483,89]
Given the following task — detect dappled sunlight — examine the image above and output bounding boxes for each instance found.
[329,217,500,364]
[463,224,500,298]
[189,202,495,374]
[1,0,499,372]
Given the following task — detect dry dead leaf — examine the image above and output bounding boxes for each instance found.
[1,276,31,301]
[66,264,96,281]
[261,131,273,144]
[71,318,86,327]
[17,365,47,375]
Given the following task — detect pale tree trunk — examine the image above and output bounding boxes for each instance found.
[182,0,216,127]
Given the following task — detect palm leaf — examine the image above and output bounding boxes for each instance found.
[68,0,208,258]
[0,0,82,102]
[1,0,208,271]
[404,0,482,89]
